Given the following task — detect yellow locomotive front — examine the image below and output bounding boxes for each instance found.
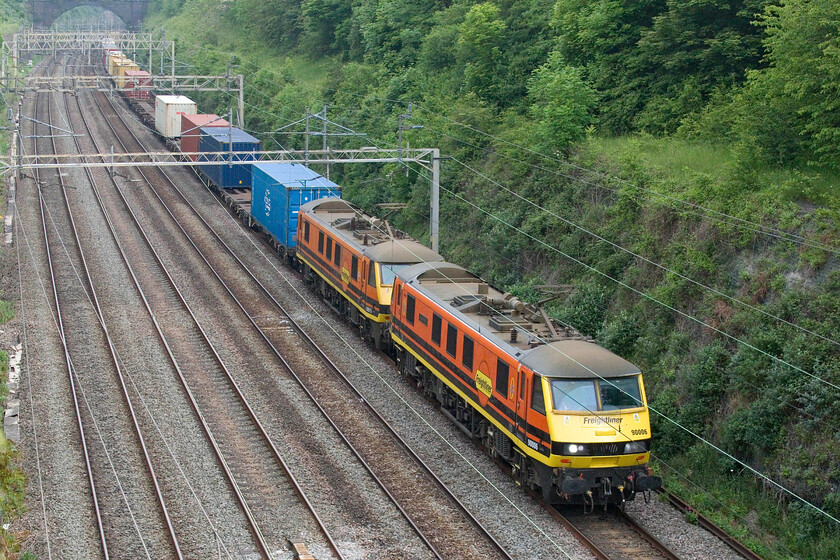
[521,341,661,507]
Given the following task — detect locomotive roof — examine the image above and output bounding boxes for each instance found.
[300,198,444,264]
[397,262,639,377]
[520,340,640,379]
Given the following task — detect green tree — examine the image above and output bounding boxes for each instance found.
[553,0,667,133]
[458,2,508,103]
[735,0,840,168]
[633,0,769,133]
[527,51,596,153]
[237,0,302,51]
[299,0,353,56]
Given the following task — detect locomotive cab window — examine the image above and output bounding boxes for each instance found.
[530,376,546,414]
[318,231,325,254]
[326,238,332,260]
[446,325,457,357]
[368,262,377,286]
[334,244,341,266]
[599,376,643,410]
[303,221,310,242]
[462,335,474,370]
[351,256,359,280]
[406,294,416,325]
[550,375,642,412]
[495,360,509,398]
[431,314,442,345]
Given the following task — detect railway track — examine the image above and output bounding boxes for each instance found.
[554,506,680,560]
[16,53,760,560]
[64,57,346,559]
[68,56,517,558]
[87,64,746,560]
[29,54,181,559]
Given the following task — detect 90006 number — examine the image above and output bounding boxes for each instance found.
[631,429,648,436]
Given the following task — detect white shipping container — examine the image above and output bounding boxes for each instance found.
[155,95,197,138]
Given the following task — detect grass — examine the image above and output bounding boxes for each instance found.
[584,135,840,207]
[0,301,12,324]
[588,135,733,180]
[0,300,20,560]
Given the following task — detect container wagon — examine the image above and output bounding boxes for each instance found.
[155,95,197,138]
[180,114,230,161]
[197,126,261,188]
[250,162,341,257]
[114,60,141,88]
[122,70,152,101]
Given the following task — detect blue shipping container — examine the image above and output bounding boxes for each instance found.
[251,163,341,250]
[197,127,261,188]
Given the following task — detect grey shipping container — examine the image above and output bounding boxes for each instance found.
[250,162,341,250]
[197,127,261,188]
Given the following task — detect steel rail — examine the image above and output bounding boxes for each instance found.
[69,62,281,560]
[57,54,186,559]
[76,66,345,560]
[98,80,514,560]
[29,55,110,560]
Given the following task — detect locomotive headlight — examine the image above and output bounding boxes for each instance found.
[564,443,587,454]
[624,441,649,454]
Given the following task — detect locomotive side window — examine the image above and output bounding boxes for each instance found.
[495,359,509,398]
[318,231,325,254]
[334,244,341,266]
[303,221,310,242]
[462,335,474,370]
[446,324,457,357]
[326,238,333,260]
[431,314,442,345]
[379,263,407,286]
[394,284,401,312]
[519,373,526,400]
[351,256,359,280]
[406,295,416,324]
[368,262,377,286]
[530,376,546,414]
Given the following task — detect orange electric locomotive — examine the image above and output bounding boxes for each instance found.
[390,262,661,506]
[296,198,443,349]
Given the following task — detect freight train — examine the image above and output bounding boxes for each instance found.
[100,40,661,508]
